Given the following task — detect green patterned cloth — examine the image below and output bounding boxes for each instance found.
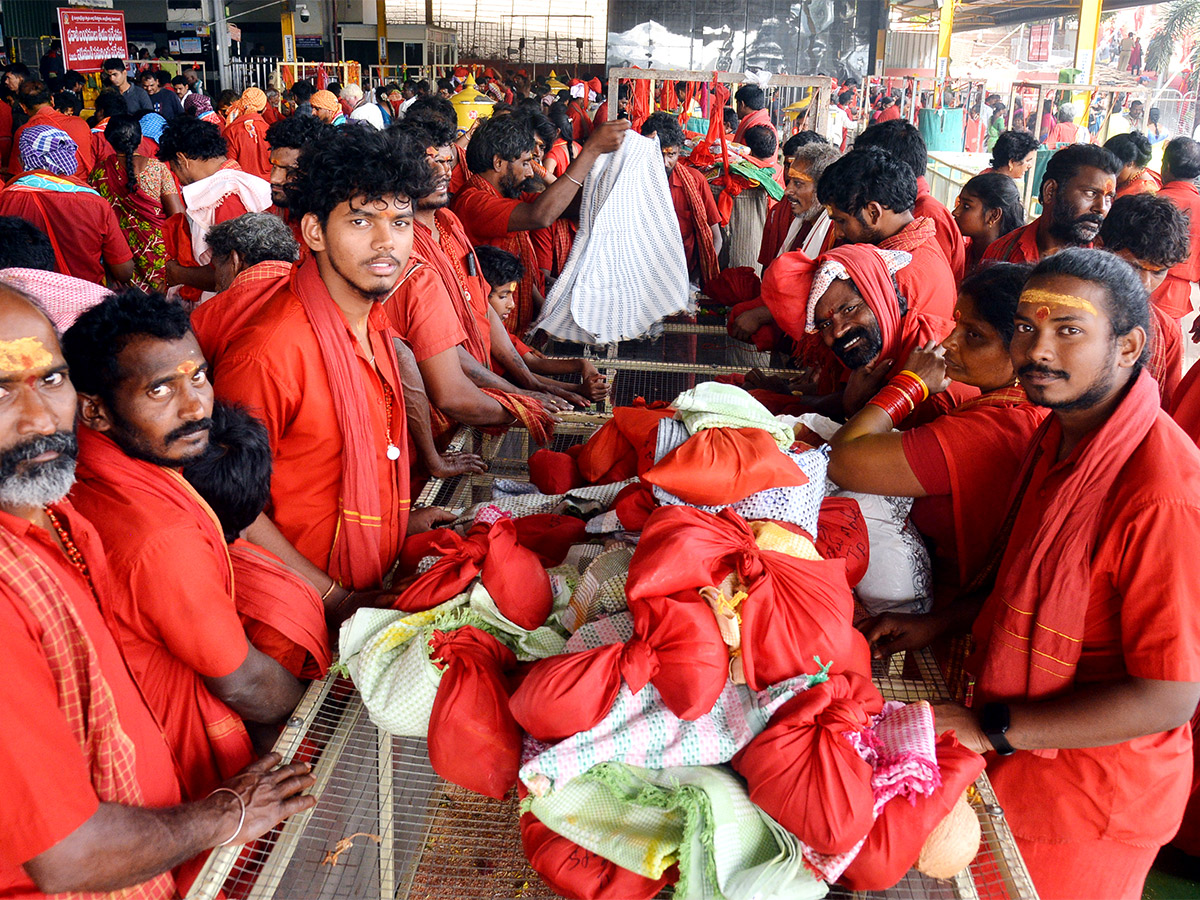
[526,762,827,900]
[339,569,577,737]
[672,383,795,450]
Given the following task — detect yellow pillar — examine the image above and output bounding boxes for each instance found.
[377,0,388,66]
[281,1,297,64]
[1072,0,1103,124]
[934,0,956,108]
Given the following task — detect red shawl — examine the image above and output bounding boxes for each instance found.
[190,259,294,367]
[675,164,720,285]
[920,386,1047,585]
[292,259,406,588]
[413,212,491,365]
[229,538,331,679]
[429,390,555,446]
[972,370,1161,701]
[733,107,777,159]
[1171,358,1200,444]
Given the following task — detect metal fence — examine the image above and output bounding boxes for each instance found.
[227,58,363,93]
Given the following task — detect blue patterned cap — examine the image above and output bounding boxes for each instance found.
[19,125,78,176]
[139,112,167,143]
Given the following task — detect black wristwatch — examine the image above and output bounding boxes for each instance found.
[980,702,1016,756]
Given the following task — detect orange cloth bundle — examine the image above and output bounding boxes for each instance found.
[576,401,675,484]
[732,671,884,855]
[641,427,809,506]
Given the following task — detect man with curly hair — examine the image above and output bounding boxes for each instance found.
[214,125,456,604]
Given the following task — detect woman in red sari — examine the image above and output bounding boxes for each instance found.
[952,173,1026,276]
[90,114,184,292]
[827,263,1047,614]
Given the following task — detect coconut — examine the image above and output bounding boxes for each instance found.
[915,791,981,879]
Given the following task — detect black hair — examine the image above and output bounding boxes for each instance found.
[95,90,126,120]
[1039,143,1121,204]
[640,111,684,149]
[1164,137,1200,180]
[181,401,273,543]
[989,130,1039,170]
[104,115,143,194]
[1029,247,1150,367]
[1104,131,1152,169]
[395,107,456,148]
[0,217,56,271]
[1098,194,1191,269]
[53,90,82,116]
[546,101,576,161]
[436,77,454,93]
[326,81,342,97]
[285,125,436,226]
[960,172,1025,237]
[17,79,52,110]
[291,80,316,103]
[958,261,1033,346]
[404,95,457,131]
[838,89,854,105]
[853,119,927,181]
[265,112,330,151]
[171,74,188,87]
[156,116,227,164]
[782,131,828,157]
[100,58,124,73]
[743,124,777,160]
[474,244,524,289]
[61,70,85,90]
[734,84,765,110]
[465,114,536,174]
[722,108,739,133]
[817,146,917,215]
[62,289,193,407]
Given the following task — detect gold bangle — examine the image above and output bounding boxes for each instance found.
[319,580,340,602]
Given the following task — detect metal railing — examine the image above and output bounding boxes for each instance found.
[228,58,363,93]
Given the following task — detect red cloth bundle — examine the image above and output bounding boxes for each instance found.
[838,732,986,891]
[392,518,552,630]
[518,784,673,899]
[576,402,675,484]
[529,448,585,494]
[727,298,782,351]
[626,506,870,685]
[509,592,727,740]
[612,481,657,531]
[704,266,760,309]
[814,497,871,588]
[732,671,884,855]
[427,626,521,799]
[641,427,809,506]
[513,514,588,567]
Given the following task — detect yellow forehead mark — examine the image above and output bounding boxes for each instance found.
[504,282,518,293]
[0,337,52,373]
[176,360,199,376]
[1022,288,1097,316]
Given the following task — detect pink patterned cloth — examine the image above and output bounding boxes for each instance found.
[473,504,515,527]
[0,267,111,331]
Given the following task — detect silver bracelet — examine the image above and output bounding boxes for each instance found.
[208,787,246,846]
[564,172,584,188]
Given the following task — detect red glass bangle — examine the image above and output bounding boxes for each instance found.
[866,371,926,427]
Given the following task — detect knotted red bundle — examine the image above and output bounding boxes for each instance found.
[732,671,883,855]
[518,784,673,899]
[508,594,727,741]
[814,497,870,588]
[838,732,986,891]
[641,427,809,506]
[529,447,585,494]
[576,401,675,484]
[625,506,869,687]
[427,626,521,799]
[513,514,589,567]
[392,518,552,630]
[612,481,657,532]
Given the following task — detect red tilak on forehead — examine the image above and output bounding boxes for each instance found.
[1035,306,1050,321]
[176,360,198,376]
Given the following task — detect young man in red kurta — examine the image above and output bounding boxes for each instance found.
[450,113,627,334]
[9,80,93,179]
[818,147,958,320]
[0,285,314,898]
[732,84,778,166]
[921,250,1200,900]
[223,87,273,180]
[1155,138,1200,324]
[984,143,1120,265]
[63,291,305,803]
[215,124,456,604]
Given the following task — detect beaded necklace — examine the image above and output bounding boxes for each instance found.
[44,506,96,595]
[382,381,400,461]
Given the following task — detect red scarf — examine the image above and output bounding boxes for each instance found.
[463,171,541,335]
[972,370,1161,702]
[429,391,554,446]
[878,216,936,255]
[413,212,491,365]
[292,259,406,588]
[675,164,720,285]
[73,427,253,782]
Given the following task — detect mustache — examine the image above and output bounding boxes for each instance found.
[1073,214,1104,227]
[0,431,77,469]
[165,418,212,445]
[1018,363,1070,380]
[832,327,870,356]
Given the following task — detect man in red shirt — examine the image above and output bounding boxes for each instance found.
[264,113,330,245]
[215,124,455,600]
[732,84,778,159]
[223,87,273,180]
[9,79,93,178]
[0,284,315,899]
[641,112,722,286]
[817,147,958,320]
[984,144,1120,265]
[63,291,305,802]
[926,249,1200,900]
[156,117,272,297]
[451,113,627,334]
[0,126,134,285]
[1154,138,1200,323]
[854,120,967,280]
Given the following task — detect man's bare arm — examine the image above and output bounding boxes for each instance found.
[204,644,304,725]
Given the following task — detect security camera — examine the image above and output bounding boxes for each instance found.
[297,4,310,22]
